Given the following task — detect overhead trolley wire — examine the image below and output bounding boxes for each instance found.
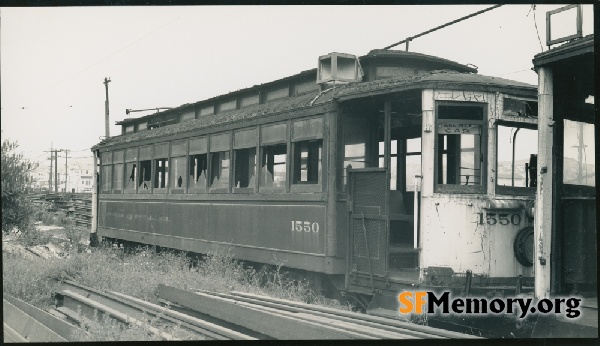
[382,4,503,51]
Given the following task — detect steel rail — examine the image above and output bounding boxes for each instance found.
[197,289,423,339]
[58,279,252,340]
[230,291,481,339]
[55,280,225,340]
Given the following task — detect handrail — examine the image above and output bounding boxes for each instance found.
[414,175,422,249]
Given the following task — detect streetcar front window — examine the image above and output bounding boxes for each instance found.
[435,103,485,193]
[496,124,538,191]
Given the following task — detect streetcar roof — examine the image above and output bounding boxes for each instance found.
[93,70,535,150]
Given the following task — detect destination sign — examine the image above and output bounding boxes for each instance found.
[437,123,481,134]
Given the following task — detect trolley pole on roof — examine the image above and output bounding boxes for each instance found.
[382,4,503,51]
[104,77,111,138]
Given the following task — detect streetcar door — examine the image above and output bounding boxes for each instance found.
[558,119,596,293]
[347,167,389,280]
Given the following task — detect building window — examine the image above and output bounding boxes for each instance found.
[293,140,322,184]
[496,124,538,194]
[435,103,485,193]
[260,144,287,192]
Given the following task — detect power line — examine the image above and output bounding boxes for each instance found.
[382,5,503,50]
[531,5,545,52]
[29,11,188,102]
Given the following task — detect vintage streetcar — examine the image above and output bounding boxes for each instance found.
[91,48,549,309]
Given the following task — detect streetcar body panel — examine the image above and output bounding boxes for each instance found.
[93,49,539,297]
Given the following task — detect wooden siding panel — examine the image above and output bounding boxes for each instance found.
[234,128,258,149]
[99,200,326,255]
[292,117,323,141]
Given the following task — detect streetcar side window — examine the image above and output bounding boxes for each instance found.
[496,124,538,194]
[170,156,186,189]
[112,150,124,193]
[233,147,256,190]
[210,151,230,191]
[291,117,323,187]
[170,140,187,192]
[260,144,287,192]
[138,145,152,191]
[154,159,168,189]
[233,128,257,192]
[138,160,151,190]
[125,147,138,193]
[209,132,231,193]
[260,123,287,193]
[189,154,208,190]
[293,140,322,184]
[189,137,208,192]
[100,152,111,193]
[435,103,485,193]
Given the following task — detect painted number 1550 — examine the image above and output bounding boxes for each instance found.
[477,212,521,226]
[291,221,320,233]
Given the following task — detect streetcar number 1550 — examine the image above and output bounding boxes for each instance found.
[291,221,320,233]
[476,212,521,226]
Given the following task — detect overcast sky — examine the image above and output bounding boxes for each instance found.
[0,5,594,164]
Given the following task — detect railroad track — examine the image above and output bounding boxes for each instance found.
[52,280,255,340]
[6,280,481,340]
[157,284,481,339]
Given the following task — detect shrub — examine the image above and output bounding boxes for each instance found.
[16,227,53,247]
[1,136,37,234]
[2,252,62,309]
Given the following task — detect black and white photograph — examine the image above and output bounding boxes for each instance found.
[1,4,596,341]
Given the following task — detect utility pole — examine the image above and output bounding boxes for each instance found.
[54,149,59,192]
[64,149,69,193]
[46,144,53,191]
[104,77,111,138]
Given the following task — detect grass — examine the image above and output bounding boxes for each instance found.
[3,235,350,340]
[3,198,352,340]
